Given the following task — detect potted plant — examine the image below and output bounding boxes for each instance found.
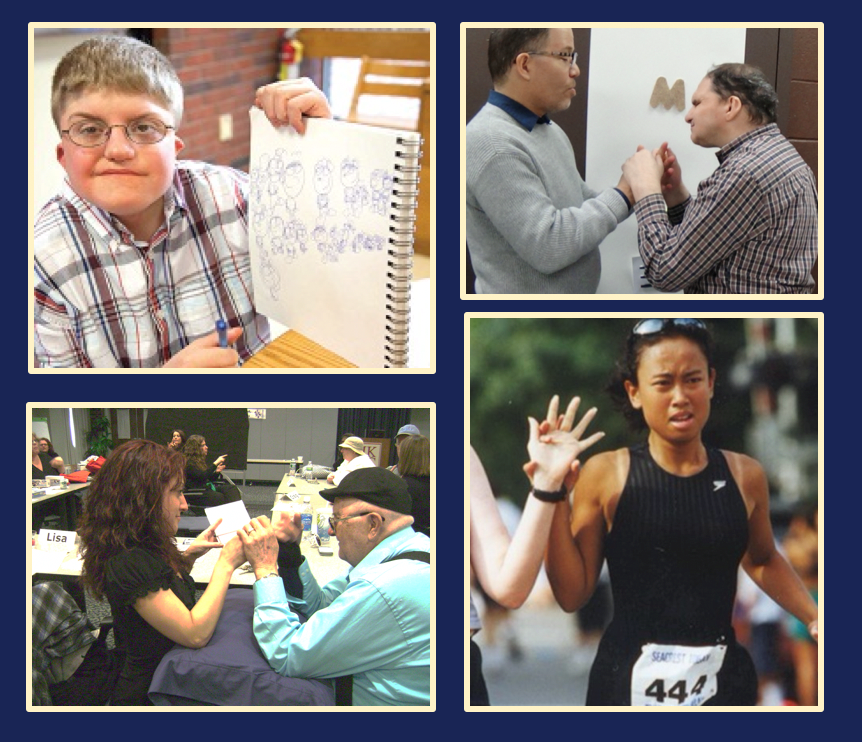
[85,410,113,458]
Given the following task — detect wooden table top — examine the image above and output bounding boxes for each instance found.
[243,330,356,369]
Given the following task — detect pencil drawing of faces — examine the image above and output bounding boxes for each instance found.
[284,158,304,200]
[314,159,333,194]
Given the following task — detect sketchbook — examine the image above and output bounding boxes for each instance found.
[248,109,422,368]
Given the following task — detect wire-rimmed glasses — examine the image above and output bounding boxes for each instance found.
[61,117,175,148]
[522,50,579,69]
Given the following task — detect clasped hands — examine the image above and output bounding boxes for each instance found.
[523,395,605,495]
[619,142,685,205]
[195,510,305,579]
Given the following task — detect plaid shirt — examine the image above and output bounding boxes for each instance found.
[34,161,270,367]
[32,581,96,704]
[634,124,817,294]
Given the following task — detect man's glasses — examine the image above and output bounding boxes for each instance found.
[632,318,708,337]
[61,117,175,148]
[329,511,385,529]
[521,50,578,69]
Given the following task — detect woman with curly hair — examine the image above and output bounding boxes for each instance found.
[181,435,241,505]
[77,440,247,705]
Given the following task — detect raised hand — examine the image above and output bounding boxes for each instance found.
[525,395,604,494]
[184,517,224,559]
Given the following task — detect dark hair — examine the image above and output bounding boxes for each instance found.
[170,429,187,447]
[487,29,550,84]
[606,320,716,431]
[39,437,59,457]
[78,440,187,598]
[182,434,208,471]
[707,63,777,125]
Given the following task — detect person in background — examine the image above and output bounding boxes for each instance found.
[238,467,431,705]
[388,423,421,475]
[327,436,375,485]
[470,397,603,705]
[782,501,818,705]
[76,440,246,705]
[39,438,66,473]
[396,434,430,537]
[167,429,187,452]
[180,434,240,505]
[34,35,332,367]
[33,433,64,477]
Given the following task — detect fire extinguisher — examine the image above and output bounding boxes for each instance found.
[279,31,304,81]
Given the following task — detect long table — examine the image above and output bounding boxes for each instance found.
[31,481,89,532]
[31,527,348,589]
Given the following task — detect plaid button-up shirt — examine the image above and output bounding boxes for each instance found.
[34,161,270,367]
[634,124,818,294]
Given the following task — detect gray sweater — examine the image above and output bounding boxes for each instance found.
[466,103,630,294]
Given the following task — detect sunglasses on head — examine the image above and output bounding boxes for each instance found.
[631,318,708,337]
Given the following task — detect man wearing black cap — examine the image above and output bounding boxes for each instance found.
[237,467,431,706]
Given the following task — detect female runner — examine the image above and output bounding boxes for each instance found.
[539,319,818,706]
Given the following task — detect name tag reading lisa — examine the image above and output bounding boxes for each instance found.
[38,529,78,553]
[631,642,727,706]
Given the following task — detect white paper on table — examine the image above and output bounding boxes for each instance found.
[205,501,253,543]
[31,548,71,575]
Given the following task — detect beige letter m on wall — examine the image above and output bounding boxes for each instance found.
[650,77,685,111]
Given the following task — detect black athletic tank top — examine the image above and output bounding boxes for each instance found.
[586,444,756,705]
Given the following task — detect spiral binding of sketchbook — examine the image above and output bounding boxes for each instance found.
[248,110,423,368]
[385,135,422,367]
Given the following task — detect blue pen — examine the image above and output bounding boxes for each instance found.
[216,319,228,348]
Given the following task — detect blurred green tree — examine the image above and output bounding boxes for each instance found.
[469,317,816,509]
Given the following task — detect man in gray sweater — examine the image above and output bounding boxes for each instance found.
[467,28,632,294]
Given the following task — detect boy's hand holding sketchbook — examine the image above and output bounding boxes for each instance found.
[205,501,253,543]
[248,109,422,368]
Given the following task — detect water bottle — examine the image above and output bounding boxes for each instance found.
[301,496,313,532]
[316,507,332,544]
[305,460,314,481]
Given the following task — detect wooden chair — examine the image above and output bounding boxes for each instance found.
[347,56,430,132]
[347,56,432,257]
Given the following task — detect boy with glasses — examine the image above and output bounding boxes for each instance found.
[466,28,633,295]
[34,35,331,367]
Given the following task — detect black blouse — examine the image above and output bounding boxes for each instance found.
[403,474,430,537]
[104,548,196,705]
[32,452,56,479]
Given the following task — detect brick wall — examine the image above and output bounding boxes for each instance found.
[152,28,283,171]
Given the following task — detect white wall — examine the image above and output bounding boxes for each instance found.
[32,30,121,213]
[586,27,746,294]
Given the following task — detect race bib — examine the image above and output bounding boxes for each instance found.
[631,643,727,706]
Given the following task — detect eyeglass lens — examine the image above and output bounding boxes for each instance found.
[66,118,171,147]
